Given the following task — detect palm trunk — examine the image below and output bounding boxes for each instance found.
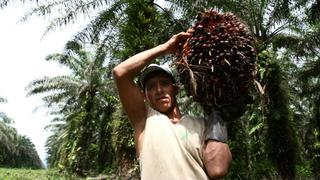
[265,62,298,180]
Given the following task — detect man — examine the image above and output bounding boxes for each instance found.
[113,31,233,179]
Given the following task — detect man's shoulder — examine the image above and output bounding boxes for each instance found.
[182,114,204,121]
[181,114,206,130]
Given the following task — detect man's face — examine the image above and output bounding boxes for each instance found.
[144,73,177,114]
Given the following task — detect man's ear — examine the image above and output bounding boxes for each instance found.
[141,90,150,104]
[141,89,147,99]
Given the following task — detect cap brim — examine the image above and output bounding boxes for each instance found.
[139,64,174,89]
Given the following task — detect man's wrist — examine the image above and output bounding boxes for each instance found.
[157,43,171,55]
[204,121,228,143]
[204,109,228,143]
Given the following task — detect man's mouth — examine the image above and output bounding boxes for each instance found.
[157,96,169,102]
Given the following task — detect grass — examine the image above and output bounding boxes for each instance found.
[0,168,82,180]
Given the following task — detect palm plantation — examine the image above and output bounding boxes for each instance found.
[1,0,320,179]
[0,97,43,169]
[26,41,118,175]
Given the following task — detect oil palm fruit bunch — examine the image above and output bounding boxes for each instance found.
[175,10,256,114]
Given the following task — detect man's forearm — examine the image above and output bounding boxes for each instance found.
[113,44,168,79]
[113,31,191,79]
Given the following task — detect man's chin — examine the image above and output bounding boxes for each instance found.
[156,107,168,113]
[157,106,174,115]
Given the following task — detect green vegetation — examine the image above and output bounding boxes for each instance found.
[0,168,82,180]
[0,0,319,179]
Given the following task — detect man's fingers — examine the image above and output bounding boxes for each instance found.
[175,32,191,44]
[187,28,194,33]
[179,31,192,36]
[165,31,192,54]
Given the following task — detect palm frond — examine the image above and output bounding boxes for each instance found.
[75,0,127,43]
[270,0,291,21]
[0,112,14,124]
[308,0,320,23]
[272,24,320,57]
[0,121,18,153]
[44,121,66,131]
[300,60,320,80]
[168,0,211,15]
[19,0,107,36]
[0,0,10,8]
[272,32,301,48]
[45,53,87,77]
[26,76,82,96]
[0,96,7,103]
[42,91,71,107]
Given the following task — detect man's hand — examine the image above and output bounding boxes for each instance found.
[162,31,192,54]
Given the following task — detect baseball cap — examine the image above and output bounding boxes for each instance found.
[139,63,175,89]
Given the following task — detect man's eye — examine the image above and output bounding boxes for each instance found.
[146,84,155,90]
[160,80,171,86]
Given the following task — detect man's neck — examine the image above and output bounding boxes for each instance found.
[165,106,181,124]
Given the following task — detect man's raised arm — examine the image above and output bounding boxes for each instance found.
[112,32,191,153]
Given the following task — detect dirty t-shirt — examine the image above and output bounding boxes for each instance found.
[139,107,209,180]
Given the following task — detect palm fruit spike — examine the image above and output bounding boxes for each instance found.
[175,10,256,114]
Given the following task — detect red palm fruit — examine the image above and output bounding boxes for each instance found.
[175,10,256,113]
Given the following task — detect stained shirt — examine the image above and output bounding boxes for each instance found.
[139,107,209,180]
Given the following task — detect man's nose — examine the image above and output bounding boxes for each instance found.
[156,82,163,93]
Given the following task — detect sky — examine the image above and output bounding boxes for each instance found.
[0,3,86,164]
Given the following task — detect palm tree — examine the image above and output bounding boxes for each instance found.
[26,40,117,176]
[1,96,42,168]
[274,1,320,178]
[44,117,67,168]
[14,135,43,168]
[0,121,18,166]
[298,46,320,179]
[0,96,12,124]
[0,96,17,165]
